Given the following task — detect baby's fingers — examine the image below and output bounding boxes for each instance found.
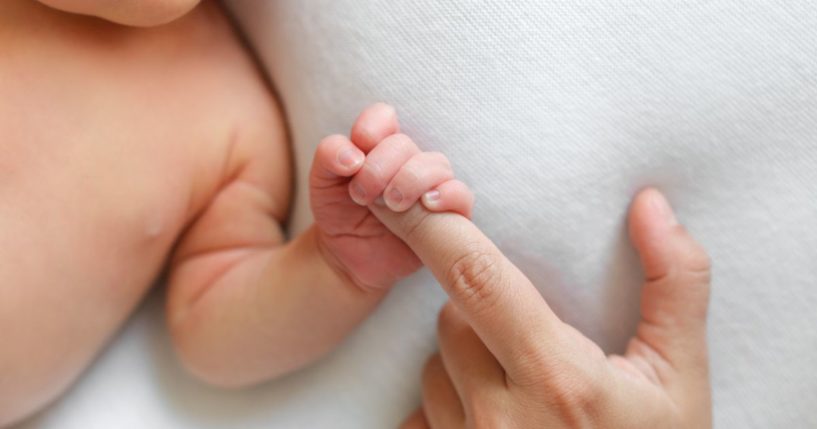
[310,134,365,189]
[422,180,474,219]
[383,152,454,212]
[348,134,421,206]
[351,103,400,153]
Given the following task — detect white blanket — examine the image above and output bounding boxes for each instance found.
[19,1,817,427]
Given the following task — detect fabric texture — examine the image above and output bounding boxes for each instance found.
[20,1,817,428]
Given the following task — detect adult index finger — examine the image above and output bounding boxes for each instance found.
[370,204,567,380]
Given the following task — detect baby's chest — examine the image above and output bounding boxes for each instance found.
[0,130,199,290]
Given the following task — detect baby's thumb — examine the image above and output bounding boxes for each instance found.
[628,189,711,391]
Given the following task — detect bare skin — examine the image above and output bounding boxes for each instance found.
[375,189,712,428]
[167,105,472,389]
[0,2,471,424]
[0,0,290,423]
[0,3,712,428]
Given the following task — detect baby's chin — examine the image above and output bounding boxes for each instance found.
[37,0,202,27]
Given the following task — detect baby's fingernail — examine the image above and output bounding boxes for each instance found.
[374,197,386,206]
[350,183,367,205]
[386,188,403,210]
[337,148,363,169]
[649,189,678,226]
[423,190,441,207]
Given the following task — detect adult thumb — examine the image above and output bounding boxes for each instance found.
[628,188,711,379]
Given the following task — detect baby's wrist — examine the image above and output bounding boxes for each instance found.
[309,224,393,294]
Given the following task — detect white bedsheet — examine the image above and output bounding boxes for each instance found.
[18,1,817,427]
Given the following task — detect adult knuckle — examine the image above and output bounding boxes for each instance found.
[465,396,505,429]
[543,365,607,426]
[506,343,553,385]
[445,249,504,313]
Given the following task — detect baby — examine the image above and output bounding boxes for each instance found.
[0,0,472,425]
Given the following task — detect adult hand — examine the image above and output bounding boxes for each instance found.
[371,188,712,428]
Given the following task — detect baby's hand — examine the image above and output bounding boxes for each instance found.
[310,103,473,291]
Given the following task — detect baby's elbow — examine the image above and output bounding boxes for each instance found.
[38,0,201,27]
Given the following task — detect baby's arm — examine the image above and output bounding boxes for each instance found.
[38,0,200,26]
[167,104,472,387]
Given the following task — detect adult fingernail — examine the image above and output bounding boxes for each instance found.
[350,183,367,205]
[338,148,363,169]
[649,190,678,226]
[386,188,403,210]
[422,190,440,208]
